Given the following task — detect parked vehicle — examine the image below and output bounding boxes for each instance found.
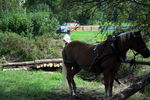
[56,25,69,33]
[56,22,80,33]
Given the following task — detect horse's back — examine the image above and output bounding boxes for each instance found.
[62,41,94,65]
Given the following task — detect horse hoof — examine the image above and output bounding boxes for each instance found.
[72,93,77,96]
[70,92,77,97]
[104,97,110,100]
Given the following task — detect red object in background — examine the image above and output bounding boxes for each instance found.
[63,22,80,31]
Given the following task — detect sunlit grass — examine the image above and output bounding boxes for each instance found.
[0,70,149,100]
[71,30,114,44]
[0,70,102,100]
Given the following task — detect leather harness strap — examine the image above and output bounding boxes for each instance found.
[91,36,126,69]
[109,36,127,62]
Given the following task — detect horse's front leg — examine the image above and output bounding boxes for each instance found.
[103,71,114,100]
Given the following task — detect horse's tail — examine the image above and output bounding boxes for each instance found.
[62,48,68,87]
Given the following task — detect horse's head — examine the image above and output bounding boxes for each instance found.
[130,31,150,58]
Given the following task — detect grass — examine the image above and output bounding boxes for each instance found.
[0,70,102,100]
[0,70,149,100]
[0,70,61,100]
[70,30,114,44]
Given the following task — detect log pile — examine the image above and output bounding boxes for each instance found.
[0,58,63,70]
[36,63,63,68]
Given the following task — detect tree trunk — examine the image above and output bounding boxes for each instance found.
[111,73,150,100]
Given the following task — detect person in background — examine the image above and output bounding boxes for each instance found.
[63,30,71,46]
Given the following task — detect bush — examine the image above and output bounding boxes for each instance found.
[0,12,59,36]
[0,13,33,35]
[27,12,59,36]
[0,32,63,61]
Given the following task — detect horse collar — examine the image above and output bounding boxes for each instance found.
[93,45,101,57]
[110,36,126,62]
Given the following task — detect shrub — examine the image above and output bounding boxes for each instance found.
[0,13,33,35]
[0,32,63,61]
[25,12,59,36]
[0,12,59,37]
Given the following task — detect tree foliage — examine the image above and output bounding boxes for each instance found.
[61,0,150,31]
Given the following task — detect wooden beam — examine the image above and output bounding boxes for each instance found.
[111,73,150,100]
[0,58,63,67]
[123,60,150,66]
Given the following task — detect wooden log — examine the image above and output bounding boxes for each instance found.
[123,60,150,66]
[0,58,63,67]
[3,67,32,71]
[0,59,150,67]
[111,73,150,100]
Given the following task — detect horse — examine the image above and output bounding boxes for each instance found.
[62,31,150,100]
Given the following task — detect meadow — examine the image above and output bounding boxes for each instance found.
[71,30,114,44]
[0,70,149,100]
[0,70,103,100]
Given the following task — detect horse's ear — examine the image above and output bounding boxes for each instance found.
[138,31,145,38]
[107,35,112,39]
[131,31,141,38]
[107,35,113,41]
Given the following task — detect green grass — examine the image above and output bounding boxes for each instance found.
[0,71,61,100]
[71,30,114,44]
[0,70,149,100]
[0,70,101,100]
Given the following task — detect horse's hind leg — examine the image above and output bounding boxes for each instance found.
[103,71,114,100]
[64,64,73,95]
[70,67,81,95]
[65,64,81,96]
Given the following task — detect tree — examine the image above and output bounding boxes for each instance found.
[0,0,24,17]
[61,0,150,31]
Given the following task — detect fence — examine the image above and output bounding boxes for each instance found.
[76,25,101,31]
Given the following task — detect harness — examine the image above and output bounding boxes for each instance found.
[91,36,126,70]
[110,36,127,62]
[90,36,126,84]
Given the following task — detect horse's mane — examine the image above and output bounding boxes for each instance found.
[118,31,141,42]
[119,31,133,42]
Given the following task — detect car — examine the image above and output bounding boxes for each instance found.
[56,25,70,33]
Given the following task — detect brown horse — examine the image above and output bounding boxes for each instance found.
[62,31,150,100]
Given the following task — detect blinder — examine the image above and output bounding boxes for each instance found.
[132,32,150,58]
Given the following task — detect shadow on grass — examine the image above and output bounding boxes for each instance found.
[0,84,104,100]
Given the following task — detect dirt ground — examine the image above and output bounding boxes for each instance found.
[44,84,150,100]
[45,89,150,100]
[46,88,103,100]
